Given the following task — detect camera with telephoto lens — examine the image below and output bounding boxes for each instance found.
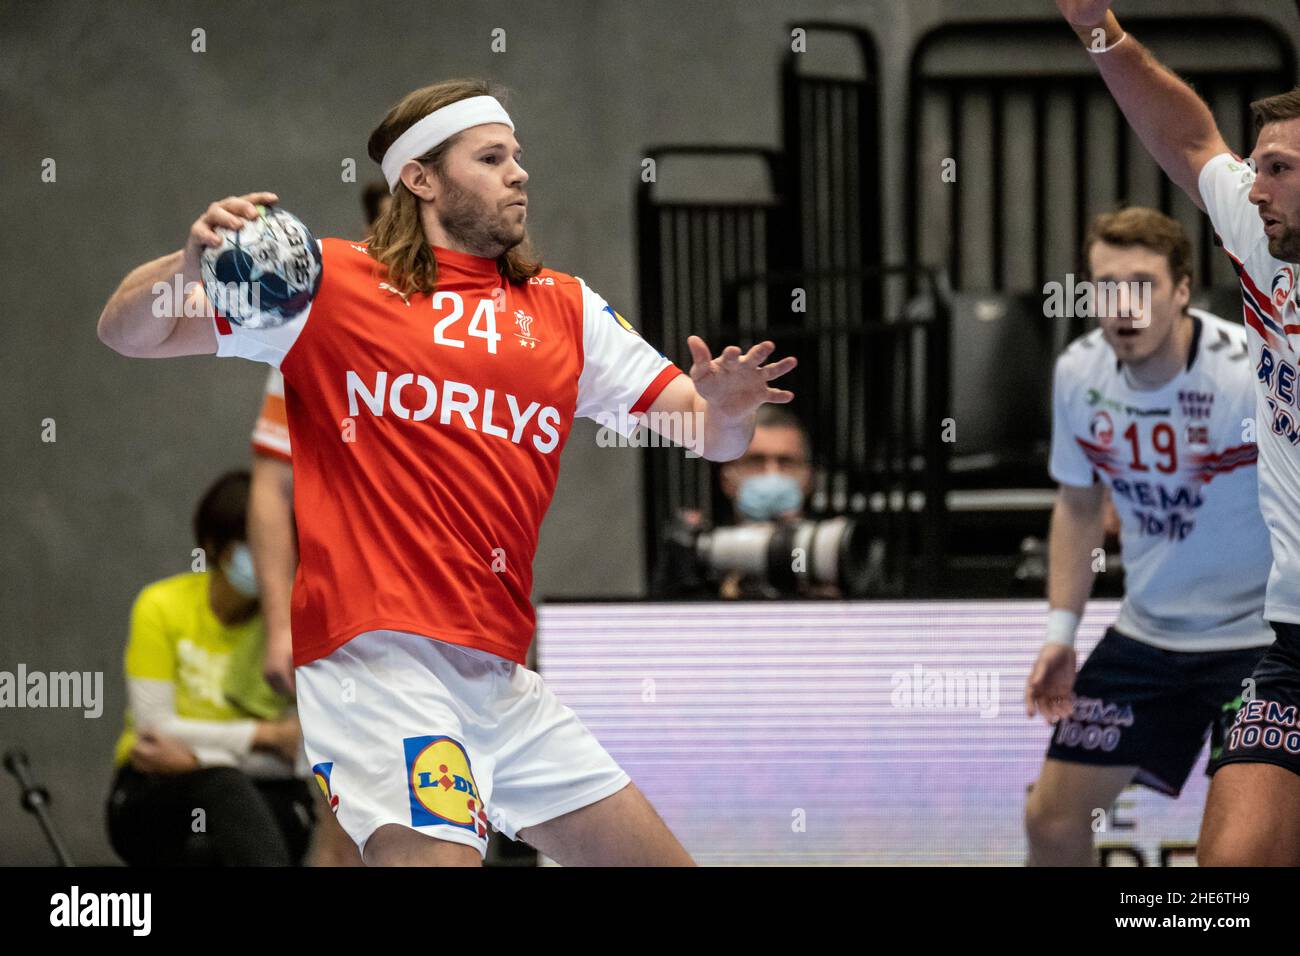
[660,514,881,598]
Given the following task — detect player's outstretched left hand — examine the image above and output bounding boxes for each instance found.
[686,336,797,420]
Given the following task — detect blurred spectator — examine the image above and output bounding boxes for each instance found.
[105,470,315,866]
[718,404,813,525]
[652,405,832,598]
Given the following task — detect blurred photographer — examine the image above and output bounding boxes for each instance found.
[652,406,845,599]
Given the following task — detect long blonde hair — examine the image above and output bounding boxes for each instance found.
[364,78,542,295]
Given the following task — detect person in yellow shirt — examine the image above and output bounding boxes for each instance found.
[105,469,316,865]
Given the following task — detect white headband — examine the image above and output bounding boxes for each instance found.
[380,95,515,194]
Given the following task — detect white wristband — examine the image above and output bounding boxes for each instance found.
[1045,609,1081,648]
[1087,30,1128,55]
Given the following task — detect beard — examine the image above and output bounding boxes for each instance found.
[1269,225,1300,264]
[437,177,526,260]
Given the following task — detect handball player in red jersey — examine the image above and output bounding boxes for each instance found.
[97,79,797,866]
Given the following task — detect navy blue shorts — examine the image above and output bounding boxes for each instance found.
[1216,620,1300,776]
[1045,627,1268,797]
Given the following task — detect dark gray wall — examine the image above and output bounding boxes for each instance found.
[1,0,1294,864]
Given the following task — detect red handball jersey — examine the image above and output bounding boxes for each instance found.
[215,240,682,666]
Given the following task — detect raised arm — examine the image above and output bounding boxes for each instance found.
[1057,1,1231,211]
[96,192,277,357]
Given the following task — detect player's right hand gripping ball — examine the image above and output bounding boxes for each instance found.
[201,204,323,329]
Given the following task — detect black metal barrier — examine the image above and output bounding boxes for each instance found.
[634,22,886,591]
[906,17,1298,296]
[635,264,952,598]
[634,146,788,579]
[780,22,883,309]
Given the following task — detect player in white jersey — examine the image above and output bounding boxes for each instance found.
[1058,0,1300,865]
[1024,207,1273,865]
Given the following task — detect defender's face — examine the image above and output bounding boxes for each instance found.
[1250,119,1300,263]
[1087,241,1189,367]
[436,123,529,251]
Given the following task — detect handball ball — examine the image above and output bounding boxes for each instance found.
[200,204,323,329]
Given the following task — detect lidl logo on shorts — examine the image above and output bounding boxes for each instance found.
[403,735,489,838]
[313,761,339,813]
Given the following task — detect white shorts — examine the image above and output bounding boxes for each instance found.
[295,629,630,859]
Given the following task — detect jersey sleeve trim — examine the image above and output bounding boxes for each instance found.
[630,364,684,415]
[1050,471,1098,489]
